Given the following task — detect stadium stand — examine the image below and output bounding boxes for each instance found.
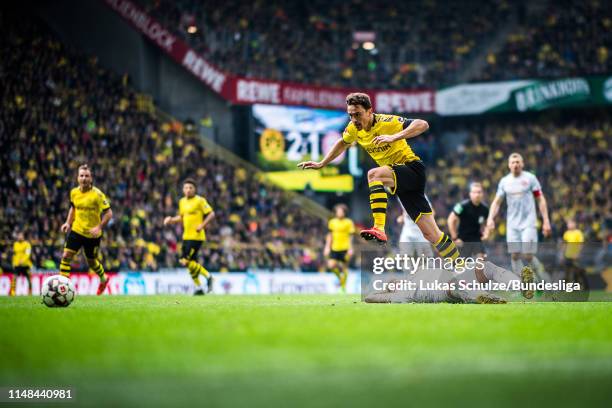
[479,0,611,81]
[142,0,510,89]
[0,9,328,272]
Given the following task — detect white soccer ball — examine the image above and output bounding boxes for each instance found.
[41,275,76,308]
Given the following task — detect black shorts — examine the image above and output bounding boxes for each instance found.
[14,266,31,276]
[329,250,348,262]
[182,240,203,261]
[459,241,486,257]
[390,160,432,222]
[65,231,101,259]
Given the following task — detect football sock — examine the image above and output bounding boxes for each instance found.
[187,260,209,286]
[60,256,72,277]
[10,275,16,296]
[89,259,107,281]
[434,233,460,261]
[368,181,387,231]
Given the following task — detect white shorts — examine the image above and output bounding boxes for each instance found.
[506,227,538,254]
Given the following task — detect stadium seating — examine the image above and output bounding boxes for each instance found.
[0,9,327,272]
[142,0,509,89]
[479,0,611,81]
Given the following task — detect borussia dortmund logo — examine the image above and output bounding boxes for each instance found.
[259,128,285,161]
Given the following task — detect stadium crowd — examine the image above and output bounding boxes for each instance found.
[143,0,509,89]
[479,0,611,81]
[143,0,609,88]
[0,10,327,273]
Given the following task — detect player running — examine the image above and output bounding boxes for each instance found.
[59,164,113,295]
[486,153,552,282]
[164,178,215,295]
[324,204,355,292]
[447,182,489,259]
[298,93,461,264]
[11,231,33,295]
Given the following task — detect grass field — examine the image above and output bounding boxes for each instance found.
[1,295,612,407]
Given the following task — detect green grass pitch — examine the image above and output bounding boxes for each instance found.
[1,295,611,407]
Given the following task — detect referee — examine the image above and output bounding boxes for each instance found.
[447,182,489,259]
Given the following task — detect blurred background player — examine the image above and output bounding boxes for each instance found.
[486,153,552,282]
[11,231,32,296]
[448,182,489,260]
[59,165,113,295]
[164,178,215,295]
[563,218,587,289]
[397,196,434,258]
[324,204,355,292]
[298,93,461,264]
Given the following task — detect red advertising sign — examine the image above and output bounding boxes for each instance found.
[0,273,121,296]
[103,0,434,112]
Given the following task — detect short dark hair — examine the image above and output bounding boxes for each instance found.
[183,178,197,188]
[346,93,372,110]
[333,203,348,214]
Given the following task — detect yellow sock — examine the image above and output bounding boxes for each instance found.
[89,259,106,280]
[435,233,460,261]
[187,260,208,285]
[10,275,16,296]
[60,257,72,278]
[368,181,387,231]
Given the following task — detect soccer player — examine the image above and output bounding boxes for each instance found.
[447,182,489,259]
[562,218,587,288]
[324,204,355,292]
[164,178,215,295]
[397,197,434,257]
[11,232,32,296]
[486,153,552,281]
[298,93,461,263]
[59,164,113,295]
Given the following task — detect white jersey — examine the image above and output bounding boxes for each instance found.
[495,171,542,230]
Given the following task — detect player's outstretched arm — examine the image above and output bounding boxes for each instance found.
[60,206,75,233]
[297,138,349,170]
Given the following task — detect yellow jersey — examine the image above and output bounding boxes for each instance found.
[563,229,584,260]
[328,217,355,252]
[70,186,111,238]
[12,241,32,268]
[342,114,420,166]
[179,195,213,241]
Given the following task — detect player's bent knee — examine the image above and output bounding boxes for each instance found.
[367,167,388,182]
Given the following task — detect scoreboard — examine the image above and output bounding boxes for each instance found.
[252,104,362,192]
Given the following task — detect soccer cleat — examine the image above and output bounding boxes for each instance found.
[521,266,535,299]
[360,227,387,244]
[96,277,109,296]
[206,275,214,294]
[476,294,507,304]
[194,288,205,296]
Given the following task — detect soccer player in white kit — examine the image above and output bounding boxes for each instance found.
[486,153,552,281]
[397,197,434,257]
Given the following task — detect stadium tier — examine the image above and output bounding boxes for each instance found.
[142,0,510,88]
[0,8,327,272]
